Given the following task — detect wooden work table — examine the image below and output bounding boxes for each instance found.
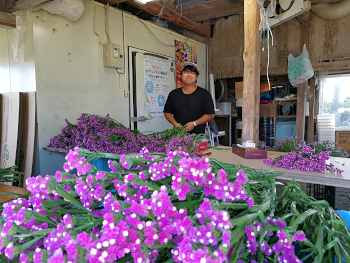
[44,146,350,189]
[205,147,350,189]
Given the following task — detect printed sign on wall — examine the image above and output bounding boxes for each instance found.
[175,40,197,89]
[143,55,170,117]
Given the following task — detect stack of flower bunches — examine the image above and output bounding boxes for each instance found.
[48,114,201,155]
[1,147,349,263]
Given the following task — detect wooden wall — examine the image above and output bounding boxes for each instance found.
[335,131,350,153]
[309,13,350,64]
[209,11,350,78]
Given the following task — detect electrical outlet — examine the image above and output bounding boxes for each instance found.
[124,91,129,97]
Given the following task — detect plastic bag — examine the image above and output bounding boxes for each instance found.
[12,10,29,63]
[288,44,314,87]
[33,0,86,22]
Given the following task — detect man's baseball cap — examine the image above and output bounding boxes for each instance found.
[181,62,198,70]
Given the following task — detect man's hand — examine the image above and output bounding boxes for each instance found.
[174,123,182,128]
[185,122,195,132]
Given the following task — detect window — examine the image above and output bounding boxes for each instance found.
[320,75,350,129]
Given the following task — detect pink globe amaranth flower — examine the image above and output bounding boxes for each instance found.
[292,231,307,242]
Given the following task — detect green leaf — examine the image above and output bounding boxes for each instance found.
[324,240,338,250]
[291,209,318,232]
[252,199,270,213]
[132,179,160,191]
[0,192,25,196]
[304,240,320,253]
[338,242,350,263]
[16,226,31,234]
[230,236,244,262]
[264,172,284,179]
[20,235,44,252]
[328,220,346,227]
[31,211,57,226]
[316,225,324,252]
[219,203,248,210]
[56,185,91,215]
[300,251,316,262]
[151,241,176,249]
[173,200,202,209]
[230,213,259,227]
[13,228,54,238]
[307,200,329,206]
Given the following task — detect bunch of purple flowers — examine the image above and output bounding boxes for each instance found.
[1,146,347,263]
[264,144,344,173]
[48,114,202,156]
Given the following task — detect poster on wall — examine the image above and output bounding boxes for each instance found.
[175,40,197,89]
[143,55,170,118]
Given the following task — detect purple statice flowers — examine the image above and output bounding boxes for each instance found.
[48,113,202,156]
[0,146,256,263]
[264,144,344,173]
[244,219,305,263]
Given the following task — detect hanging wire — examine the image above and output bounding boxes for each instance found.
[176,0,183,21]
[104,4,111,43]
[156,4,165,24]
[257,0,274,89]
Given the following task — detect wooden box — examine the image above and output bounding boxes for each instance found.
[232,145,267,159]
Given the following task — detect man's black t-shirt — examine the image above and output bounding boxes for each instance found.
[164,87,215,134]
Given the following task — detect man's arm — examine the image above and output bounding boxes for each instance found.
[164,113,182,128]
[185,113,215,132]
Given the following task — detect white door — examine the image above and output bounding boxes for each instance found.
[129,47,175,133]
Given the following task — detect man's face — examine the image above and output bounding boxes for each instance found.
[181,69,198,85]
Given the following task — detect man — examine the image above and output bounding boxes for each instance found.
[164,62,215,134]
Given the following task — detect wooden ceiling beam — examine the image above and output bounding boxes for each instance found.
[0,11,16,28]
[312,60,350,71]
[127,0,210,37]
[174,0,243,22]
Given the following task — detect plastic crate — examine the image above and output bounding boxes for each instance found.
[276,121,296,140]
[90,158,118,172]
[307,183,335,208]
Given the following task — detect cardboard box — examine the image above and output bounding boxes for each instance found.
[235,82,243,99]
[18,92,36,187]
[232,145,267,159]
[1,93,20,168]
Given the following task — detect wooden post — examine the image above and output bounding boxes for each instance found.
[307,77,315,144]
[295,18,310,142]
[242,0,260,144]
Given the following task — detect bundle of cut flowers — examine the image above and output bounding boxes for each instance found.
[264,142,344,173]
[1,147,350,262]
[48,114,204,156]
[275,136,348,157]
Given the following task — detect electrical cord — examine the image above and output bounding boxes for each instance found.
[117,11,126,74]
[257,0,274,89]
[176,0,183,21]
[156,4,165,24]
[136,16,175,47]
[104,4,111,43]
